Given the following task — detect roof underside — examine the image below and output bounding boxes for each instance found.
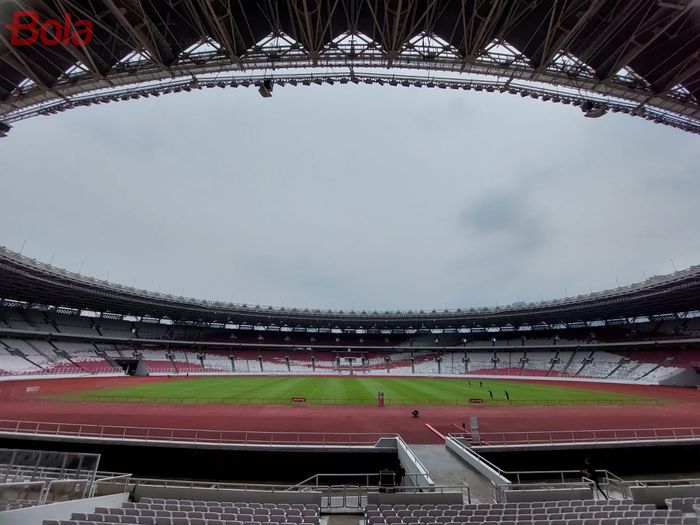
[1,247,699,329]
[1,1,699,131]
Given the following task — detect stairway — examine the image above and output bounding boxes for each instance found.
[410,444,492,503]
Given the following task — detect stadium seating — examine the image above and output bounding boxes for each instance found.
[0,338,118,376]
[41,498,321,525]
[4,308,700,348]
[664,497,700,512]
[364,500,697,525]
[0,343,695,382]
[1,305,698,383]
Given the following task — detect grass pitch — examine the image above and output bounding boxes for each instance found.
[58,376,656,406]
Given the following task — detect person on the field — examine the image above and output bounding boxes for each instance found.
[505,390,510,400]
[582,457,608,500]
[488,390,493,399]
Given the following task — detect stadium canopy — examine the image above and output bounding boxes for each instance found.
[1,246,699,330]
[0,0,699,134]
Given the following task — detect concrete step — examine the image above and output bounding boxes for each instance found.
[410,444,494,503]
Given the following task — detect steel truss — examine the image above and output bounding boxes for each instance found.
[1,246,700,329]
[1,0,699,134]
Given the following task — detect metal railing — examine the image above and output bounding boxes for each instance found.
[494,470,700,501]
[622,477,700,488]
[492,479,596,503]
[449,436,624,502]
[0,480,44,510]
[131,477,317,493]
[91,474,132,498]
[497,469,622,486]
[0,419,396,447]
[449,427,700,447]
[290,471,432,489]
[319,483,471,509]
[130,477,470,509]
[0,473,131,508]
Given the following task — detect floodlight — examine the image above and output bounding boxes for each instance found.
[581,100,608,118]
[258,79,274,97]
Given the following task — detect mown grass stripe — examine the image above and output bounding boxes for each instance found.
[54,376,658,407]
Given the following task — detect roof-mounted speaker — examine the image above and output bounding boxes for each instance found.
[258,79,274,98]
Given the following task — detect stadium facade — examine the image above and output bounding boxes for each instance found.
[1,246,699,331]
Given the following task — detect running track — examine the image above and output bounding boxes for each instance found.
[0,376,698,444]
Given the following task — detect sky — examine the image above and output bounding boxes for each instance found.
[1,83,699,311]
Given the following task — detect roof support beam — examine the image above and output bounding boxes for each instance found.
[0,40,52,88]
[590,2,696,80]
[47,0,112,77]
[187,0,240,61]
[535,0,608,72]
[101,0,174,68]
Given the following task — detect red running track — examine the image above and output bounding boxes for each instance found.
[0,376,698,444]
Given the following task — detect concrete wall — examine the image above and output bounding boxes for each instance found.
[502,487,593,503]
[134,360,149,376]
[445,437,510,486]
[660,369,700,387]
[396,439,433,489]
[132,485,322,506]
[629,484,700,506]
[367,492,463,505]
[0,492,128,525]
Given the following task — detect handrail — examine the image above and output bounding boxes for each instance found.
[0,480,46,506]
[289,471,430,490]
[130,477,471,507]
[45,478,91,502]
[448,426,700,446]
[492,479,596,503]
[445,436,508,476]
[292,472,388,488]
[0,418,396,447]
[90,474,132,498]
[0,480,45,489]
[395,435,431,475]
[0,464,104,479]
[448,437,621,485]
[622,478,700,488]
[131,477,319,492]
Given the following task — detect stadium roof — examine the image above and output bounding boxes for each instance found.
[1,0,699,133]
[1,246,699,329]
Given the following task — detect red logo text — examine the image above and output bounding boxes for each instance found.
[4,11,94,46]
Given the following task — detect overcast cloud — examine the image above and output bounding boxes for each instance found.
[1,83,698,311]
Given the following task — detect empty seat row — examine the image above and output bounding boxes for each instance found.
[139,500,316,511]
[107,508,314,518]
[92,510,312,521]
[43,514,317,525]
[369,511,675,523]
[371,511,669,519]
[73,517,313,525]
[664,498,700,513]
[367,503,643,513]
[364,519,697,525]
[372,509,653,517]
[87,514,310,524]
[125,504,313,516]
